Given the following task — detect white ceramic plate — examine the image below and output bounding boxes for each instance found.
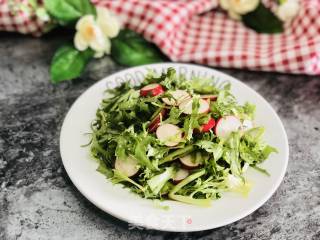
[60,63,289,232]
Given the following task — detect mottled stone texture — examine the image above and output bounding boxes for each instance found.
[0,32,319,240]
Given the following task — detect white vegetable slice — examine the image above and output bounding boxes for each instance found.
[180,154,201,169]
[114,156,139,177]
[242,119,254,131]
[215,115,241,139]
[179,98,209,115]
[172,169,189,183]
[148,109,167,132]
[200,94,218,101]
[162,90,190,106]
[156,123,182,147]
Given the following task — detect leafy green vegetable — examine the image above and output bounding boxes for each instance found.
[112,169,145,191]
[147,167,175,194]
[88,68,277,206]
[134,135,157,171]
[190,77,220,94]
[251,165,270,176]
[242,2,284,34]
[225,132,242,177]
[183,97,201,140]
[159,145,195,165]
[96,158,113,178]
[239,127,278,166]
[44,0,96,24]
[50,44,94,83]
[111,29,166,66]
[243,102,256,116]
[196,140,223,161]
[169,170,212,207]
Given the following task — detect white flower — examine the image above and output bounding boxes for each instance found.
[276,0,300,23]
[74,7,121,58]
[228,9,242,20]
[219,0,259,20]
[93,39,111,58]
[220,0,231,10]
[74,15,108,52]
[96,7,121,38]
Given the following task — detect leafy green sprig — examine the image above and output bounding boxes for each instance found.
[44,0,165,83]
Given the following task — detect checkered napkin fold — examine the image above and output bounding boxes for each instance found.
[1,0,320,75]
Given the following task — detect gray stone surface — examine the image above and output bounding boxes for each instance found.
[0,32,319,240]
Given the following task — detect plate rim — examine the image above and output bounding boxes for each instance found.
[59,63,289,232]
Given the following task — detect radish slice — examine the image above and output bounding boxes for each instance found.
[180,153,202,169]
[114,156,139,177]
[179,98,209,115]
[156,123,182,147]
[148,109,167,132]
[172,169,189,184]
[200,118,216,132]
[162,90,190,106]
[200,95,218,101]
[215,115,241,139]
[140,84,164,97]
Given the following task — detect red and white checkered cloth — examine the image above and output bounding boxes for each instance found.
[0,0,47,36]
[1,0,320,75]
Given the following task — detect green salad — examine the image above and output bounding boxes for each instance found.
[89,68,277,207]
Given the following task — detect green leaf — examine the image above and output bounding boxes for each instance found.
[190,77,220,94]
[134,135,156,171]
[239,127,277,165]
[44,0,96,23]
[159,145,195,165]
[112,170,145,191]
[168,169,211,207]
[225,132,242,177]
[250,165,270,176]
[96,159,113,178]
[242,2,284,34]
[147,167,175,195]
[261,145,278,159]
[111,29,166,66]
[195,141,223,161]
[183,97,200,140]
[50,45,94,83]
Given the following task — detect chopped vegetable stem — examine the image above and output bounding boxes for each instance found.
[159,145,195,165]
